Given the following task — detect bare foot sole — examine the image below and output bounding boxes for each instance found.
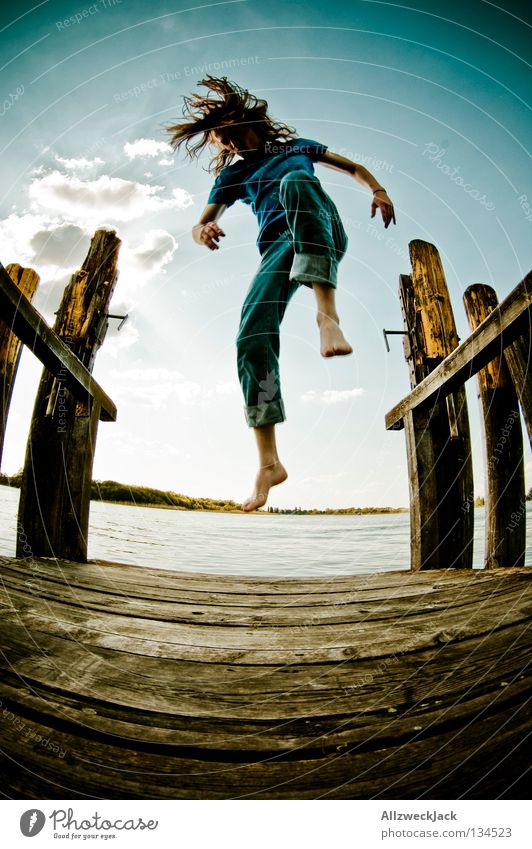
[318,316,353,357]
[241,461,288,512]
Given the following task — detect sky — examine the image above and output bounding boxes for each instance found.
[0,0,531,509]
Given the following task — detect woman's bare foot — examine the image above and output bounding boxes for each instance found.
[317,313,353,357]
[241,461,288,511]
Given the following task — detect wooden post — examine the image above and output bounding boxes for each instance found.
[0,265,40,469]
[464,284,525,568]
[17,230,121,562]
[504,326,532,449]
[401,241,474,570]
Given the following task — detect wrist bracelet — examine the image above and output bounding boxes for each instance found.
[373,188,386,194]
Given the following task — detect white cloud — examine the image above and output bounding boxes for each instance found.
[55,155,104,170]
[99,316,140,359]
[124,138,173,159]
[124,229,177,276]
[28,170,193,224]
[29,222,89,267]
[108,367,201,409]
[106,369,238,409]
[158,157,174,167]
[0,212,89,272]
[115,229,178,300]
[301,388,366,404]
[97,429,182,458]
[203,380,239,398]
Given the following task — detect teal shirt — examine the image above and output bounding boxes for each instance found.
[207,137,328,254]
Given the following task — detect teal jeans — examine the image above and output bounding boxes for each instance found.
[236,169,349,427]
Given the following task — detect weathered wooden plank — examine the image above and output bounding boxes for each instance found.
[0,558,516,625]
[0,261,116,422]
[16,230,121,561]
[0,693,528,799]
[464,285,525,568]
[0,559,446,605]
[1,578,529,664]
[0,558,529,799]
[0,642,528,757]
[0,553,491,595]
[1,635,528,755]
[386,271,532,430]
[399,244,473,570]
[0,264,40,468]
[1,614,527,720]
[504,325,532,448]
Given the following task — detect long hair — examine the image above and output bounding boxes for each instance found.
[166,75,297,176]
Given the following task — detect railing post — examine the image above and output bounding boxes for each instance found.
[401,241,474,570]
[17,230,121,562]
[464,285,525,568]
[0,265,40,469]
[503,319,532,448]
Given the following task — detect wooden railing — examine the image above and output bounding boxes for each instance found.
[0,230,121,562]
[385,240,531,571]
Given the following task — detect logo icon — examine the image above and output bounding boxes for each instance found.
[20,810,46,837]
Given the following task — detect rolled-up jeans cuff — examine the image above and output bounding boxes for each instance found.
[289,252,338,288]
[245,399,286,427]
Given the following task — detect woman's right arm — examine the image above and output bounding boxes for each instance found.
[192,203,227,250]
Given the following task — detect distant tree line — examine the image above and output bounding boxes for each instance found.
[2,471,510,513]
[266,505,408,515]
[0,471,242,513]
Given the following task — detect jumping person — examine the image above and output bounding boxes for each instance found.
[167,76,396,512]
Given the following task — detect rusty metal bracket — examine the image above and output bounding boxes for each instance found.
[383,328,408,353]
[108,313,129,331]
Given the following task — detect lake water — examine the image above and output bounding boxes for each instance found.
[1,484,531,577]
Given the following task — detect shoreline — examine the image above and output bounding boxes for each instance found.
[89,497,409,515]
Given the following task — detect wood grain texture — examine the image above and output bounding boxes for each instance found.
[398,245,473,570]
[0,265,40,467]
[504,327,532,449]
[0,262,115,421]
[464,285,525,568]
[16,230,120,562]
[386,271,532,431]
[0,555,529,799]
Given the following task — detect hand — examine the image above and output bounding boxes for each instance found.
[371,191,396,228]
[193,221,226,250]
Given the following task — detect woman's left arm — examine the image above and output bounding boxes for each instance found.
[316,149,396,228]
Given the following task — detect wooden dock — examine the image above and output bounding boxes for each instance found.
[1,236,531,799]
[0,555,530,799]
